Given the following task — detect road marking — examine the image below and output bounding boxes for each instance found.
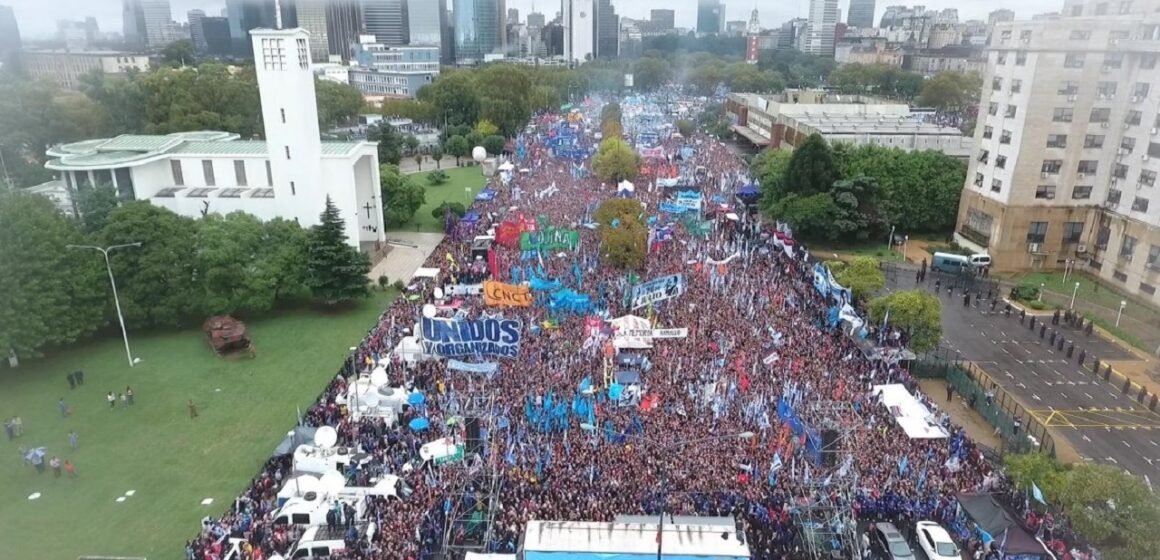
[1082,434,1092,442]
[1085,392,1095,399]
[1053,369,1064,377]
[1062,392,1069,399]
[1017,382,1027,389]
[1108,457,1120,464]
[1152,441,1159,446]
[1125,441,1133,448]
[1001,331,1007,337]
[1033,394,1042,401]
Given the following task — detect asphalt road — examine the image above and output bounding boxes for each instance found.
[924,279,1160,480]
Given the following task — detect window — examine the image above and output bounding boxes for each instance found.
[260,37,287,71]
[1020,30,1032,42]
[1149,245,1160,267]
[296,38,309,69]
[1143,54,1158,70]
[974,172,984,187]
[992,77,1003,91]
[1108,189,1123,205]
[1127,110,1144,126]
[996,155,1008,168]
[983,126,994,139]
[1011,79,1023,93]
[997,53,1007,65]
[1078,160,1099,174]
[1149,142,1160,158]
[1096,2,1109,15]
[1027,222,1048,243]
[1000,130,1012,144]
[1090,108,1111,123]
[1142,283,1156,296]
[1016,51,1027,65]
[202,160,215,186]
[1110,30,1131,43]
[1120,0,1133,14]
[1058,81,1079,95]
[1072,185,1093,199]
[1097,81,1117,97]
[1001,30,1013,42]
[988,102,999,116]
[290,181,296,195]
[1063,222,1084,243]
[978,149,990,163]
[171,160,184,186]
[1114,164,1130,179]
[1047,134,1068,148]
[1085,134,1105,149]
[1141,169,1157,186]
[285,146,291,160]
[1134,82,1151,97]
[1121,234,1138,260]
[1064,53,1085,68]
[1115,270,1128,282]
[1005,104,1018,118]
[1069,30,1091,40]
[1041,159,1063,174]
[1122,137,1137,153]
[991,178,1003,192]
[1071,4,1084,15]
[1104,53,1125,69]
[1133,197,1150,212]
[233,160,248,186]
[1035,185,1056,199]
[265,160,273,186]
[1053,108,1074,122]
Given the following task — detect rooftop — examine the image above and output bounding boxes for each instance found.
[46,131,369,171]
[22,49,143,56]
[522,521,750,559]
[788,113,966,136]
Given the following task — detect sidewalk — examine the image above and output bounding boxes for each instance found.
[367,232,445,284]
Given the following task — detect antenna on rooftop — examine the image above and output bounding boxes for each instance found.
[274,0,283,29]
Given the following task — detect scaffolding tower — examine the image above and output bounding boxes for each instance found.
[791,401,862,560]
[439,389,505,560]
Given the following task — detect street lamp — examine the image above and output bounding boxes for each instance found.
[1070,282,1080,310]
[67,242,141,367]
[1117,300,1127,327]
[1038,282,1045,302]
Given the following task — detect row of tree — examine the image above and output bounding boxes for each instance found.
[753,135,967,241]
[0,189,371,359]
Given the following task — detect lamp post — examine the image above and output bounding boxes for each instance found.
[67,242,141,367]
[1117,300,1127,327]
[1070,282,1080,310]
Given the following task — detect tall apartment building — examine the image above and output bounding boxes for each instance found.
[847,0,876,29]
[956,0,1160,302]
[362,0,407,45]
[802,0,839,56]
[0,5,20,55]
[123,0,176,48]
[528,12,546,29]
[650,9,675,31]
[595,0,618,58]
[697,0,724,35]
[293,0,330,61]
[326,0,362,61]
[562,0,594,65]
[407,0,445,47]
[226,0,297,56]
[189,9,208,51]
[453,0,502,64]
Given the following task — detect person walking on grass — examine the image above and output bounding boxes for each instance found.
[126,386,135,406]
[58,397,69,418]
[107,391,116,409]
[50,456,62,478]
[188,399,199,419]
[68,430,78,450]
[64,459,76,478]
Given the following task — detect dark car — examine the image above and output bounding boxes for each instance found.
[868,522,914,560]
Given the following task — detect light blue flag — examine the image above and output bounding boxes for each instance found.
[1031,482,1046,505]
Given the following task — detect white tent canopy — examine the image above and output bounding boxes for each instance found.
[413,267,441,279]
[871,384,949,439]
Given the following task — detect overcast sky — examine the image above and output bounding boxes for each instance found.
[9,0,1064,39]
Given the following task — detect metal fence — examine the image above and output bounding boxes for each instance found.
[912,347,1056,458]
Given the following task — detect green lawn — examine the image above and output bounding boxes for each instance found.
[813,241,906,263]
[0,291,395,560]
[392,166,489,233]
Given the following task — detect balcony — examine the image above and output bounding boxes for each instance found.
[959,225,991,248]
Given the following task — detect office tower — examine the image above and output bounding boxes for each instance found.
[696,0,723,35]
[0,4,19,54]
[528,12,546,28]
[508,7,520,25]
[363,0,408,45]
[562,0,593,64]
[801,0,838,56]
[189,9,207,51]
[847,0,875,28]
[227,0,297,55]
[200,16,232,55]
[453,0,502,63]
[408,0,445,46]
[84,17,101,43]
[296,0,330,61]
[988,9,1015,25]
[650,9,674,31]
[955,0,1160,300]
[594,0,617,58]
[123,0,175,48]
[326,0,362,61]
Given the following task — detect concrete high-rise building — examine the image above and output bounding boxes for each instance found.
[227,0,297,56]
[697,0,724,35]
[528,12,546,28]
[802,0,839,56]
[562,0,594,64]
[0,4,21,54]
[595,0,618,58]
[508,7,520,25]
[955,0,1160,303]
[847,0,876,28]
[295,0,330,61]
[362,0,407,45]
[123,0,175,48]
[326,0,362,61]
[201,16,233,55]
[988,9,1015,26]
[453,0,502,64]
[407,0,445,46]
[650,9,675,31]
[188,9,208,51]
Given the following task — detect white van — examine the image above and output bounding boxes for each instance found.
[271,494,364,526]
[930,252,991,274]
[286,522,377,559]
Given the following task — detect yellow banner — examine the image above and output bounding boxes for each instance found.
[483,281,534,307]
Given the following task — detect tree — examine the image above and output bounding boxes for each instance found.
[79,71,148,135]
[1053,464,1160,558]
[367,122,405,164]
[466,131,484,150]
[833,256,885,301]
[159,39,197,67]
[474,119,500,137]
[675,120,695,138]
[602,119,623,139]
[76,184,120,234]
[595,199,647,269]
[784,134,840,197]
[592,138,640,182]
[0,80,109,170]
[380,164,427,228]
[483,135,506,156]
[0,191,106,359]
[445,135,469,165]
[306,197,371,306]
[260,218,311,303]
[431,147,444,169]
[417,70,480,126]
[829,176,883,241]
[413,151,424,171]
[753,149,792,212]
[480,97,529,137]
[833,144,967,234]
[527,85,561,112]
[867,290,942,352]
[1002,453,1069,501]
[427,170,449,185]
[724,62,784,93]
[315,80,364,128]
[768,192,838,240]
[431,201,466,219]
[404,135,420,155]
[917,71,981,112]
[633,57,671,91]
[137,64,261,138]
[193,212,279,315]
[601,102,622,126]
[380,98,438,124]
[475,65,531,136]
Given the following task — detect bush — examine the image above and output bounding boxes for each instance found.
[427,170,450,185]
[392,279,406,291]
[1011,282,1041,302]
[1027,300,1050,310]
[378,275,390,290]
[431,201,467,220]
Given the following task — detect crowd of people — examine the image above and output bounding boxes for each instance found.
[188,93,1083,560]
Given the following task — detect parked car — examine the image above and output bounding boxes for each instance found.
[867,522,914,560]
[916,521,961,560]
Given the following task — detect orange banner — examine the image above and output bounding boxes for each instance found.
[484,281,534,307]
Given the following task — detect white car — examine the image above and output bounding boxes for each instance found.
[916,521,961,560]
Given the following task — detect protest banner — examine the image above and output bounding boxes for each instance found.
[630,273,685,309]
[520,227,580,251]
[444,283,483,296]
[447,360,500,376]
[658,202,689,214]
[484,281,534,307]
[420,316,522,358]
[624,328,688,339]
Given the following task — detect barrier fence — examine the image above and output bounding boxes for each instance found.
[912,346,1056,458]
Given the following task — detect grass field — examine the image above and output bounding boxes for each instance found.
[812,241,906,263]
[392,166,489,233]
[0,291,395,560]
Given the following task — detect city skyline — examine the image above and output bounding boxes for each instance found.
[5,0,1062,39]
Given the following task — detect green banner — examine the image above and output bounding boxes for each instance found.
[434,445,465,465]
[520,227,580,251]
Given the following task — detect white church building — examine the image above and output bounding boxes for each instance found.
[44,28,386,249]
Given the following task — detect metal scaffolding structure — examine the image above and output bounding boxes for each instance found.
[439,389,505,560]
[791,401,862,560]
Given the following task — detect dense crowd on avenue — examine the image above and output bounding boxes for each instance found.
[187,93,1088,560]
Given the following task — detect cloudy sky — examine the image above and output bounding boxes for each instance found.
[9,0,1065,39]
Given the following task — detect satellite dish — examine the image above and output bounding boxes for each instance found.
[319,470,345,492]
[313,426,338,449]
[369,368,389,387]
[433,286,445,299]
[422,304,437,318]
[472,146,487,162]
